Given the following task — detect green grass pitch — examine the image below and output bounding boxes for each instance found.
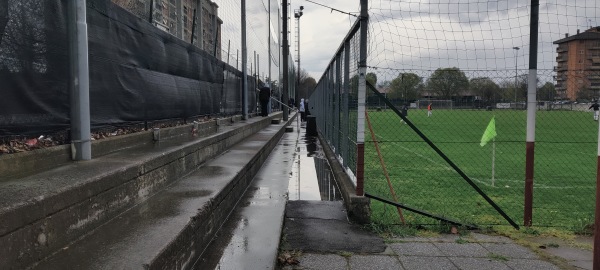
[363,108,597,230]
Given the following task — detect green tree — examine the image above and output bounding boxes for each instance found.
[366,72,377,87]
[576,86,594,101]
[515,73,528,101]
[426,67,469,99]
[469,77,500,103]
[537,82,556,101]
[389,72,423,100]
[349,73,378,94]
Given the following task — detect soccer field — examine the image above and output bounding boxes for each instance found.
[364,108,597,230]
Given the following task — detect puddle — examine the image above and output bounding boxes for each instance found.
[288,128,342,201]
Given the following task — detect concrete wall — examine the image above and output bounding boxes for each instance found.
[0,114,281,269]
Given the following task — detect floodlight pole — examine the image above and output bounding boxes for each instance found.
[294,6,303,107]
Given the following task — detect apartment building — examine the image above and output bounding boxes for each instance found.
[112,0,222,59]
[553,26,600,101]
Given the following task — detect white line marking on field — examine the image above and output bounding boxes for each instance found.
[371,133,592,190]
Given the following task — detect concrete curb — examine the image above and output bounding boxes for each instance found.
[317,133,371,224]
[0,120,218,180]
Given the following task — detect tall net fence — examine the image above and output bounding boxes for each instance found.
[310,18,363,182]
[363,0,600,231]
[0,0,291,142]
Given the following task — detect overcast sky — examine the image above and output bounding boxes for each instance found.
[291,0,600,84]
[290,0,360,79]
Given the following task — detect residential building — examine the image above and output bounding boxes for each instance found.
[112,0,222,59]
[553,26,600,101]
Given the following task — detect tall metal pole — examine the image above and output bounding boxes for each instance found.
[523,0,538,227]
[68,0,91,160]
[595,112,600,270]
[241,0,248,119]
[294,7,303,106]
[282,0,289,121]
[356,0,368,196]
[268,0,271,85]
[296,17,300,105]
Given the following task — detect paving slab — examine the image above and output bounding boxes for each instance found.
[398,256,458,270]
[433,242,490,257]
[282,253,347,270]
[481,242,539,259]
[505,258,563,270]
[389,242,444,257]
[283,218,386,253]
[448,257,511,270]
[349,254,403,270]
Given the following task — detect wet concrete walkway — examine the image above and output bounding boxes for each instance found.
[195,119,591,270]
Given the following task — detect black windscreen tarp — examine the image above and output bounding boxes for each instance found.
[0,0,249,136]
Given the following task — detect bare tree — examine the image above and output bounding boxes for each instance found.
[470,77,500,103]
[297,69,316,99]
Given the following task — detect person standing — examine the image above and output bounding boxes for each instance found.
[589,101,600,121]
[259,84,271,117]
[401,103,408,123]
[304,98,310,118]
[427,103,433,117]
[299,98,306,122]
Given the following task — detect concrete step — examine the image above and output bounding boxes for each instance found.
[193,127,299,269]
[0,113,284,269]
[29,123,287,269]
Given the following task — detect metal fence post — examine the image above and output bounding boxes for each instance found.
[356,0,368,196]
[282,0,289,121]
[595,116,600,270]
[241,0,248,119]
[343,40,350,168]
[68,0,91,161]
[524,0,539,227]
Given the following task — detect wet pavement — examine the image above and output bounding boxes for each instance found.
[196,119,592,270]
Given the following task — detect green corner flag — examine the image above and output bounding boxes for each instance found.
[480,116,497,147]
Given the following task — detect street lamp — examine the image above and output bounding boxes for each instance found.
[294,6,304,107]
[513,46,520,105]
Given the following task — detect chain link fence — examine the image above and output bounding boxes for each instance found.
[310,16,365,186]
[0,0,293,145]
[360,0,599,232]
[309,0,598,232]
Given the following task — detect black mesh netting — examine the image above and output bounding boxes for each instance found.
[0,0,252,136]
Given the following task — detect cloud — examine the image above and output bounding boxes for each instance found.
[215,0,599,85]
[294,0,361,79]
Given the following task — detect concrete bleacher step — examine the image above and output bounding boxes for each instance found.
[0,113,289,269]
[29,124,285,269]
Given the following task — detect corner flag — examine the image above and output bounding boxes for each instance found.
[480,116,497,147]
